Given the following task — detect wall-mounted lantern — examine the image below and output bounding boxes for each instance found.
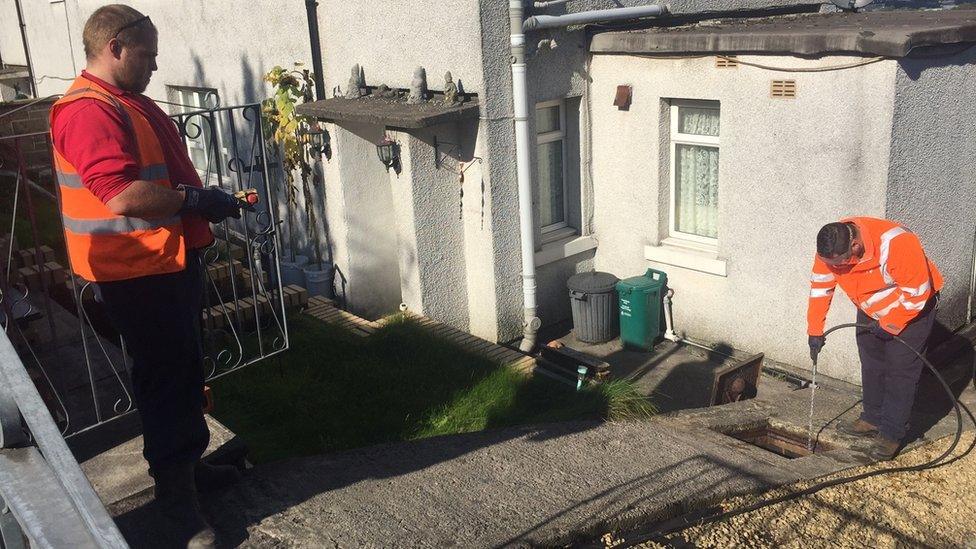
[376,136,399,170]
[298,123,331,157]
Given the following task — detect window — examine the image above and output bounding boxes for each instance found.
[535,100,568,235]
[168,87,231,180]
[669,100,720,245]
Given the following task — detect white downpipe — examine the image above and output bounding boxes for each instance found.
[511,0,541,352]
[534,0,574,8]
[523,5,667,31]
[509,1,666,352]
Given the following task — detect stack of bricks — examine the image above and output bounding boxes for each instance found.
[0,98,57,173]
[203,284,307,331]
[9,245,67,293]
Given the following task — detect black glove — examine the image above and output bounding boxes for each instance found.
[871,323,894,341]
[178,185,242,223]
[808,335,825,364]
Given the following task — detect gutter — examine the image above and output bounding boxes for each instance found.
[508,2,667,352]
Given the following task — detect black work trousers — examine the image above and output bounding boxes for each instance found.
[94,250,210,470]
[855,295,938,443]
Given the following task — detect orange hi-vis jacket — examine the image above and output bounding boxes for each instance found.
[50,76,185,282]
[807,217,943,337]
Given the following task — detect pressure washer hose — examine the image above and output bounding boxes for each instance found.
[608,322,976,548]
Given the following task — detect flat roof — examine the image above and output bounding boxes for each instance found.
[590,8,976,58]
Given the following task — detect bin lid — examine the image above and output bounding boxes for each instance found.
[567,271,619,293]
[617,272,666,291]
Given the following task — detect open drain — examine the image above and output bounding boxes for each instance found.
[719,423,833,459]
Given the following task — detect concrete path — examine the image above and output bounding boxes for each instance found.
[107,321,976,547]
[110,377,975,548]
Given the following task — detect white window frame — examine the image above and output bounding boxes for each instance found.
[536,99,569,235]
[170,87,232,184]
[668,99,720,247]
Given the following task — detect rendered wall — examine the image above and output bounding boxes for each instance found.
[587,53,898,383]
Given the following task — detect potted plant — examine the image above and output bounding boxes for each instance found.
[262,63,332,296]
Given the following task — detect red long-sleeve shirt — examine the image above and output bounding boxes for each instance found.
[51,71,212,249]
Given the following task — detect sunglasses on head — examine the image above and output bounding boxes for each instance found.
[112,15,151,41]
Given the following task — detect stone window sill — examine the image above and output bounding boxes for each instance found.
[644,238,727,277]
[535,234,598,267]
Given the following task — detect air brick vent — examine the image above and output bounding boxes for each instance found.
[771,80,797,98]
[715,56,739,68]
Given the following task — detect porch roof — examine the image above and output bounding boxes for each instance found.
[589,8,976,58]
[296,91,480,130]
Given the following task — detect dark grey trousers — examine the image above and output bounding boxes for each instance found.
[855,296,937,442]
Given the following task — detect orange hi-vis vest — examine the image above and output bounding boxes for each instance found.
[807,217,943,337]
[50,76,185,282]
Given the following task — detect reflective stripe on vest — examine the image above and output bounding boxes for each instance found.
[57,163,170,189]
[861,285,897,309]
[810,287,834,298]
[62,214,182,235]
[878,226,908,285]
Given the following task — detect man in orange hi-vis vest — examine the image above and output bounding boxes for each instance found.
[50,5,243,547]
[808,217,942,462]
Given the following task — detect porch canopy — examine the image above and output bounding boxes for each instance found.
[590,8,976,58]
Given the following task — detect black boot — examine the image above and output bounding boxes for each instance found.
[152,463,217,549]
[195,460,242,493]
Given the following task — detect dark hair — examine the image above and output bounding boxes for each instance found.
[817,222,852,258]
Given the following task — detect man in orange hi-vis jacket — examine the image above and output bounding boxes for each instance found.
[808,217,942,461]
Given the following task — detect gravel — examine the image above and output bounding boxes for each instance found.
[636,434,976,548]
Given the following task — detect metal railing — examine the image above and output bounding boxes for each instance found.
[0,100,289,439]
[0,96,292,545]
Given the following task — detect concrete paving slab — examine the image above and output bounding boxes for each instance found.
[77,414,243,508]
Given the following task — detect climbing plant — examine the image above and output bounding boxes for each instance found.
[261,63,325,269]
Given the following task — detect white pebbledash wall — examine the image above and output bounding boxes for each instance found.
[587,54,900,384]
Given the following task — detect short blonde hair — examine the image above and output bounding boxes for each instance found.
[82,4,155,60]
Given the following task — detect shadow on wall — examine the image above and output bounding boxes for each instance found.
[897,42,976,81]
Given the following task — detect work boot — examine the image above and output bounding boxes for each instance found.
[836,418,878,437]
[858,433,901,462]
[152,463,217,549]
[195,460,242,493]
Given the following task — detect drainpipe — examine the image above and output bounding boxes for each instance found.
[304,0,326,100]
[510,1,541,352]
[13,0,38,98]
[508,2,667,352]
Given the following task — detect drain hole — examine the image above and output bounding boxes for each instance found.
[718,423,833,459]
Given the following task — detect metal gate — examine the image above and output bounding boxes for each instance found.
[0,96,290,439]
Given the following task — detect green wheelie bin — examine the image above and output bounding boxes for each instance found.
[616,268,668,351]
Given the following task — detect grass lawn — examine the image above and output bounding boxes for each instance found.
[211,314,655,464]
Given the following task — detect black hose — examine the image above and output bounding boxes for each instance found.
[603,322,976,548]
